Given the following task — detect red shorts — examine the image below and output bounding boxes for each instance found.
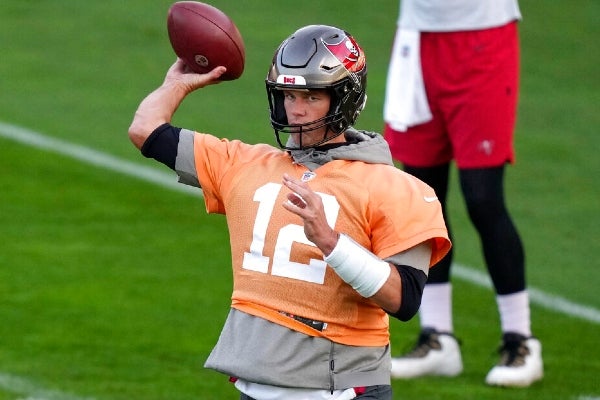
[384,22,520,169]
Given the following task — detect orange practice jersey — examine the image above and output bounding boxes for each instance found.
[192,133,450,347]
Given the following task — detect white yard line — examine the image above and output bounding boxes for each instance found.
[452,264,600,324]
[1,120,600,399]
[0,121,198,196]
[0,373,94,400]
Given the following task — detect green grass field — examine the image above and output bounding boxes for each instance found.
[1,1,598,399]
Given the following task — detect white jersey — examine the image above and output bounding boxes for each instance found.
[398,0,521,31]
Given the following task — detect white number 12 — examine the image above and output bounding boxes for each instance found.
[242,182,340,284]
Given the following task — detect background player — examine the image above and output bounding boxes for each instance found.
[382,0,543,388]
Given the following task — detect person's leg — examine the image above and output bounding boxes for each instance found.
[459,166,542,387]
[460,166,533,338]
[445,21,541,387]
[458,166,525,298]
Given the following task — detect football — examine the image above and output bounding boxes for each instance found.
[167,1,245,80]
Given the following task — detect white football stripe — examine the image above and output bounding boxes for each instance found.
[0,121,200,197]
[0,373,95,400]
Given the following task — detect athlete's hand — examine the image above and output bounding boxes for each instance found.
[281,173,339,255]
[163,58,227,95]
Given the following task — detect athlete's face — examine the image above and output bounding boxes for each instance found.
[283,89,339,147]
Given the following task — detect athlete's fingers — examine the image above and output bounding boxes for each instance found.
[165,59,227,92]
[282,173,303,191]
[282,173,314,203]
[287,192,307,209]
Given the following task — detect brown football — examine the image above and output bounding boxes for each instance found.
[167,1,245,80]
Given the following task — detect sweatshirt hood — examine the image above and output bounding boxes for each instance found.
[287,128,394,170]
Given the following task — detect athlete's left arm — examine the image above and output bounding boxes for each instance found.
[319,234,430,318]
[356,242,430,319]
[380,263,428,321]
[281,173,430,317]
[381,243,431,320]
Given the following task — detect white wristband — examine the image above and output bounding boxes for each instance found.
[324,234,391,298]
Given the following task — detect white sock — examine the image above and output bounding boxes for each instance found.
[419,282,453,332]
[496,291,531,337]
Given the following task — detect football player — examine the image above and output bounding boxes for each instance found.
[129,25,451,399]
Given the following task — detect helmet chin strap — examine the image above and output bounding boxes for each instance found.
[279,125,344,150]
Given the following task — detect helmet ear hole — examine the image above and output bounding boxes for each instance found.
[273,90,288,125]
[266,86,288,125]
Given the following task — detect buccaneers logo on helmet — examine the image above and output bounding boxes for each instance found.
[322,36,366,73]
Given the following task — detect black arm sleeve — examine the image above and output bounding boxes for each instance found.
[387,265,428,322]
[140,123,182,170]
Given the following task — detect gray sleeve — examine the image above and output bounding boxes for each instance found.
[175,128,201,188]
[385,241,432,321]
[385,241,432,276]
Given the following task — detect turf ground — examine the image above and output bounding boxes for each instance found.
[0,1,598,399]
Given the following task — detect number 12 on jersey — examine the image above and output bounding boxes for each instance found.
[242,182,340,284]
